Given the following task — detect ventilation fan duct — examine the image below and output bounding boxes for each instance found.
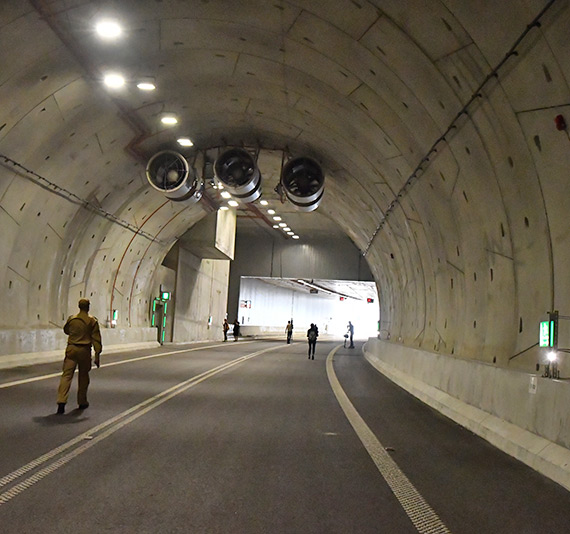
[214,148,262,203]
[146,150,203,203]
[281,157,324,212]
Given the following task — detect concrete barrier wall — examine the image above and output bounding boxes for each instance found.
[363,338,570,491]
[0,326,159,368]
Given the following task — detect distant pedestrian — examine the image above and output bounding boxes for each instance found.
[223,318,229,341]
[285,321,293,344]
[233,319,240,341]
[307,323,318,359]
[347,321,354,348]
[56,298,102,414]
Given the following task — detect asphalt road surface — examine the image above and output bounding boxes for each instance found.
[1,340,569,533]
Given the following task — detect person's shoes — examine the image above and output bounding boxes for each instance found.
[56,403,65,415]
[78,403,89,410]
[311,356,314,360]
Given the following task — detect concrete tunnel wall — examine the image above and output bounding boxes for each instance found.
[0,1,570,473]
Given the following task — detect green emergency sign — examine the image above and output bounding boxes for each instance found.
[539,320,553,347]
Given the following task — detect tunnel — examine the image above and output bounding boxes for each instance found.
[1,1,570,530]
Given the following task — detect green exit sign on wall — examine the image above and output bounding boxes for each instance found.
[539,321,552,347]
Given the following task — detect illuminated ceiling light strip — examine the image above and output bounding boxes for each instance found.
[161,115,178,125]
[177,138,193,147]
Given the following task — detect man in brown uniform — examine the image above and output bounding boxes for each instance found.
[56,298,102,414]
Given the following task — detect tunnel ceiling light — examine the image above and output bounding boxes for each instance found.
[272,224,279,228]
[287,231,294,235]
[161,115,178,125]
[219,206,229,211]
[292,235,300,239]
[96,20,122,39]
[272,216,282,221]
[267,209,276,215]
[177,138,193,147]
[221,191,232,199]
[137,82,156,91]
[260,200,268,206]
[279,222,287,227]
[104,73,125,88]
[283,227,291,231]
[228,200,239,207]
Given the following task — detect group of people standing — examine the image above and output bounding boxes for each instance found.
[222,318,240,341]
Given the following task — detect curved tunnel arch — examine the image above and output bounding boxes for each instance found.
[0,0,567,376]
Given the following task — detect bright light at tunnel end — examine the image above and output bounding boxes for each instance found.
[547,351,557,362]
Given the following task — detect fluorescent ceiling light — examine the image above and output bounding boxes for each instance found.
[137,82,156,91]
[267,209,275,215]
[287,231,294,235]
[161,115,178,125]
[283,227,291,232]
[177,138,193,147]
[272,216,282,221]
[260,200,268,206]
[272,225,279,228]
[228,200,239,207]
[221,191,231,199]
[279,223,287,227]
[292,235,300,239]
[96,20,122,39]
[104,73,125,88]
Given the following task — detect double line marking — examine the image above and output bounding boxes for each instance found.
[0,344,280,507]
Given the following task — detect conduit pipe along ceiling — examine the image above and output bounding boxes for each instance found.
[0,1,568,374]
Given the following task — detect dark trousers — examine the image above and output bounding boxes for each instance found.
[308,340,316,358]
[349,334,354,348]
[287,331,292,343]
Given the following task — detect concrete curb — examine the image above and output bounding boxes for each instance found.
[0,342,161,370]
[363,344,570,493]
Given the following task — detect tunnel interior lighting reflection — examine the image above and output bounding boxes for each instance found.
[287,231,294,235]
[273,216,282,221]
[228,200,239,207]
[219,206,229,211]
[221,191,231,199]
[279,223,287,227]
[267,209,275,215]
[177,138,193,147]
[292,235,300,239]
[283,227,291,231]
[96,20,122,39]
[272,225,279,228]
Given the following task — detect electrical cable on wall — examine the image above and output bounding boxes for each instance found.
[0,154,164,244]
[364,0,559,256]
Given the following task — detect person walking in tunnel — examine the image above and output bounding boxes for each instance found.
[307,323,318,359]
[347,321,355,349]
[233,319,240,341]
[285,320,293,344]
[223,318,229,342]
[56,298,102,414]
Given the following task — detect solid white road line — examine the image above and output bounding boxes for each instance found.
[0,344,279,507]
[0,341,255,389]
[326,345,452,534]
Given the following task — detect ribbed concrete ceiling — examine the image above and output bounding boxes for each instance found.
[1,0,568,371]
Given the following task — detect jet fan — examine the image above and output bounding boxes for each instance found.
[280,157,324,212]
[146,150,203,203]
[214,148,262,203]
